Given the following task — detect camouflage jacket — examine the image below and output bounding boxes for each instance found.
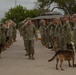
[21,24,38,40]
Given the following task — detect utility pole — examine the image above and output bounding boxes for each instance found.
[15,0,17,7]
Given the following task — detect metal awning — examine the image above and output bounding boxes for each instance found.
[32,11,64,20]
[33,15,64,20]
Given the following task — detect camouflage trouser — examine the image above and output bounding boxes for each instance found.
[12,33,16,41]
[41,35,46,46]
[42,35,49,48]
[73,39,76,51]
[49,36,53,47]
[23,39,26,50]
[59,37,67,50]
[25,40,34,57]
[45,35,50,48]
[22,37,26,50]
[7,36,13,46]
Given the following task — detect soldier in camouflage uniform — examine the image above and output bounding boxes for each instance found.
[1,23,6,48]
[72,16,76,51]
[61,17,72,50]
[59,18,67,50]
[0,23,6,58]
[21,19,38,60]
[10,20,17,42]
[5,20,13,47]
[53,18,62,51]
[39,20,46,46]
[45,19,50,48]
[56,18,62,50]
[48,20,54,49]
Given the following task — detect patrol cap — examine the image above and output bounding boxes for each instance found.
[72,14,76,18]
[54,17,60,21]
[72,18,76,21]
[26,17,32,20]
[56,17,60,19]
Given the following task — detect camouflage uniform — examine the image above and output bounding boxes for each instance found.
[73,23,76,50]
[44,24,50,48]
[61,22,71,50]
[1,25,6,45]
[12,23,17,41]
[53,24,60,51]
[66,22,72,44]
[21,22,38,59]
[39,24,46,46]
[7,24,13,46]
[53,24,58,38]
[57,24,62,50]
[0,24,6,51]
[48,23,54,48]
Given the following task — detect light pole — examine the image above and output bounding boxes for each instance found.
[15,0,17,7]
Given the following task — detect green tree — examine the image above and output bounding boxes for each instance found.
[36,0,52,9]
[3,5,26,24]
[1,5,41,23]
[25,9,40,18]
[36,0,76,15]
[35,0,51,14]
[53,0,76,15]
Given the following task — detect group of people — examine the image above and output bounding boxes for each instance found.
[0,19,17,58]
[39,14,76,52]
[18,14,76,60]
[0,14,76,60]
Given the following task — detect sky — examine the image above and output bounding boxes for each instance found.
[0,0,37,18]
[0,0,64,19]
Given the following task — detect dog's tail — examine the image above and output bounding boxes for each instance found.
[48,52,58,62]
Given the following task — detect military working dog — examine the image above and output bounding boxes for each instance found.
[48,50,75,70]
[49,36,76,70]
[48,42,75,70]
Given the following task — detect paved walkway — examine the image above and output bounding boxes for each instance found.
[0,32,76,75]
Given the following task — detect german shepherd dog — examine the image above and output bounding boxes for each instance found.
[48,43,75,70]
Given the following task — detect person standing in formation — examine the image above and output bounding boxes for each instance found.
[21,18,38,60]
